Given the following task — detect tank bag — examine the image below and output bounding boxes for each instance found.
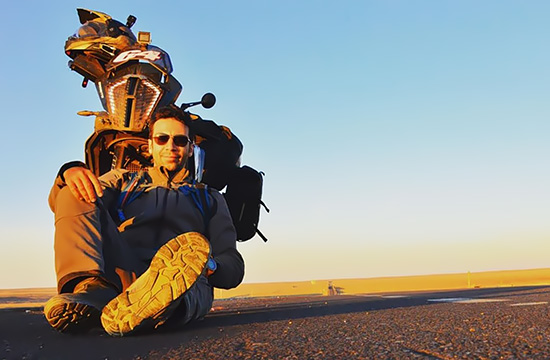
[224,166,269,242]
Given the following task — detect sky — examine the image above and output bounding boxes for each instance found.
[0,1,549,289]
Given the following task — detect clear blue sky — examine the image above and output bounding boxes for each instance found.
[0,1,549,289]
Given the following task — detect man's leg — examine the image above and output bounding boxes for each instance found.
[101,232,211,336]
[44,276,118,333]
[44,187,137,333]
[164,275,214,327]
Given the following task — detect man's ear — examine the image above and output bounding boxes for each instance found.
[148,139,153,155]
[188,143,194,157]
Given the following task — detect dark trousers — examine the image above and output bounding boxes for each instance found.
[52,186,213,325]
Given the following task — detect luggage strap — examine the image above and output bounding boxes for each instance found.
[178,183,212,232]
[117,172,144,222]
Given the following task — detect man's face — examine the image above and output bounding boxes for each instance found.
[148,117,193,172]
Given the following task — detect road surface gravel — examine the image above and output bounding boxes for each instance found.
[1,286,549,359]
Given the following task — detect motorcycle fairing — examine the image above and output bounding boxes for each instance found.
[95,61,182,133]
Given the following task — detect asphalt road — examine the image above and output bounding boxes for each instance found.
[2,286,550,359]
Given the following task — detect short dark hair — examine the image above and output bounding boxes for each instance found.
[149,105,194,139]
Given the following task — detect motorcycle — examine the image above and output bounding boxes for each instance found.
[64,8,268,241]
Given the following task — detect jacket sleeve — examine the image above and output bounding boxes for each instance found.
[207,191,245,289]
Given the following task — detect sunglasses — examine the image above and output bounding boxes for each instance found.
[152,134,192,147]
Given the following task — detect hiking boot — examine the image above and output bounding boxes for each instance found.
[101,232,210,336]
[44,277,118,333]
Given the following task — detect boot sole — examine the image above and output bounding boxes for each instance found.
[44,295,101,333]
[100,232,210,336]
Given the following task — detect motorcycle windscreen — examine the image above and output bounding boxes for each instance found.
[106,45,173,75]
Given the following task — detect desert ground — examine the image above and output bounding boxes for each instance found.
[1,267,549,309]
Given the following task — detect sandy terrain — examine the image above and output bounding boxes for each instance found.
[1,267,549,308]
[215,267,550,299]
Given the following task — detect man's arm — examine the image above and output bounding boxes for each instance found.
[48,161,124,212]
[207,191,245,289]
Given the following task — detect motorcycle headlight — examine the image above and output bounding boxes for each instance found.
[103,75,162,131]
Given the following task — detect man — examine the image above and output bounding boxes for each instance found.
[44,105,245,336]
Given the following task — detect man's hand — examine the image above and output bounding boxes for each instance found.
[63,167,104,203]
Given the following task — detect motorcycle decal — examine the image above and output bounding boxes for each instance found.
[113,50,162,64]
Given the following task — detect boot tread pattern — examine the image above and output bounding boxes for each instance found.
[101,232,210,336]
[44,295,100,333]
